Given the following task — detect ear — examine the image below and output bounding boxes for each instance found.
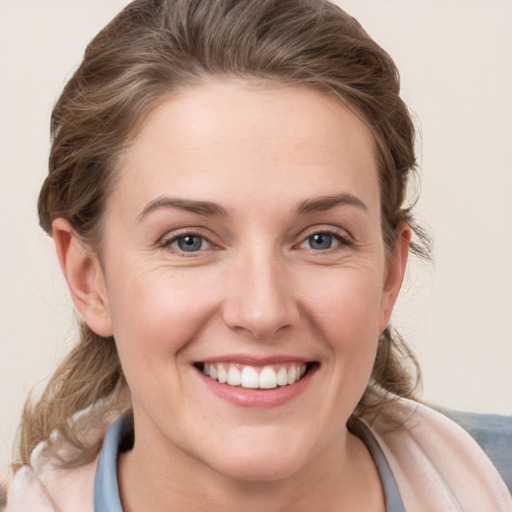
[52,218,113,337]
[378,223,411,332]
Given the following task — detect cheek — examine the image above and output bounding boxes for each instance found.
[296,268,383,427]
[104,267,221,418]
[300,267,383,348]
[105,265,217,363]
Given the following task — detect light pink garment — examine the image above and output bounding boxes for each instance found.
[5,398,512,511]
[365,399,512,511]
[6,456,97,512]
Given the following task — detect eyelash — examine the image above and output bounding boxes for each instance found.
[297,229,354,252]
[159,230,217,256]
[158,227,353,256]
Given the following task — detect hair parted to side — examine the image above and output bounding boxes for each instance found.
[16,0,431,469]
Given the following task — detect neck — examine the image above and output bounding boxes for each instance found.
[117,425,384,512]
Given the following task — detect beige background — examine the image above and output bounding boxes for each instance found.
[1,0,511,477]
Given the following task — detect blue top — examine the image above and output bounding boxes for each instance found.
[94,413,405,511]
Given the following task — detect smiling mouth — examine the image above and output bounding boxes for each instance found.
[195,362,317,390]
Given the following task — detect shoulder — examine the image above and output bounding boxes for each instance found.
[439,406,512,492]
[4,408,116,512]
[363,397,512,512]
[5,454,98,512]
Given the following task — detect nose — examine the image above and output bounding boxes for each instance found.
[222,249,299,339]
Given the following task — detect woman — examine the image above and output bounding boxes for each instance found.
[5,0,511,510]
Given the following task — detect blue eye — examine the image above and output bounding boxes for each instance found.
[299,231,348,252]
[307,233,334,250]
[173,235,205,252]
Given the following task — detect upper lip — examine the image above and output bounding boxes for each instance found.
[197,354,315,366]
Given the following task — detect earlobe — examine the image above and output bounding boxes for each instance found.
[379,223,411,331]
[52,218,113,337]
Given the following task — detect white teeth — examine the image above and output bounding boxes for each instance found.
[217,364,227,383]
[202,362,308,389]
[287,366,297,385]
[259,366,278,389]
[240,366,259,388]
[276,367,288,386]
[227,366,241,386]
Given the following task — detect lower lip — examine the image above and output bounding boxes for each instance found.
[198,366,317,408]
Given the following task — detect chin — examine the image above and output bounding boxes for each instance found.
[199,429,316,482]
[212,453,306,483]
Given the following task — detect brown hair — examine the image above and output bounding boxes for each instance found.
[16,0,430,468]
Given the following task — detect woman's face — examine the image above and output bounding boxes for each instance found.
[92,80,407,481]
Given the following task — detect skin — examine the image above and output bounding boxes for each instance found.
[53,80,410,511]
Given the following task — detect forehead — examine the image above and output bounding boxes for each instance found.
[113,80,380,219]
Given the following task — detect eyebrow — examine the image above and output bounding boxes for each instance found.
[137,192,367,222]
[137,196,230,221]
[296,193,368,215]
